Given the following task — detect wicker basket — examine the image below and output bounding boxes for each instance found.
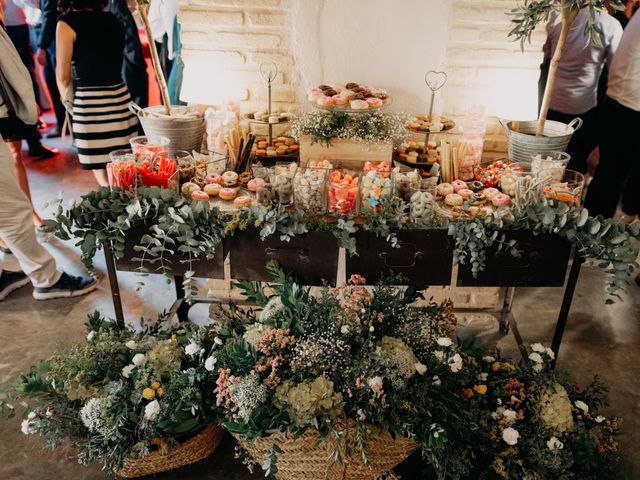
[116,424,224,478]
[234,422,417,480]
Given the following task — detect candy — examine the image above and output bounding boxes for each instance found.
[409,191,434,223]
[328,170,359,216]
[360,170,392,214]
[294,167,329,213]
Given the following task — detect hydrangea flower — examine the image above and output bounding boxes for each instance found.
[502,427,520,445]
[538,383,574,434]
[132,353,145,366]
[144,400,160,421]
[185,342,200,356]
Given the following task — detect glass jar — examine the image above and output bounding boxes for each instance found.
[501,163,542,206]
[531,151,570,181]
[327,169,360,217]
[294,166,329,214]
[361,169,392,214]
[392,170,420,203]
[107,149,138,192]
[130,135,170,157]
[270,163,296,206]
[542,169,585,207]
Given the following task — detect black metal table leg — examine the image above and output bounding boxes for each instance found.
[498,286,516,334]
[103,242,125,329]
[551,252,584,364]
[173,274,190,322]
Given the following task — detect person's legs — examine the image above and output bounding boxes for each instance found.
[546,108,598,174]
[584,98,639,217]
[44,45,67,132]
[621,162,640,218]
[0,141,59,287]
[5,140,45,227]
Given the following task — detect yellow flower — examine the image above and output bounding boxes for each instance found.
[142,388,155,400]
[474,384,488,395]
[492,362,502,372]
[151,382,161,390]
[463,388,474,399]
[171,334,177,340]
[156,387,164,397]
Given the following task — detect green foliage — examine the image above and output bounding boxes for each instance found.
[291,110,409,147]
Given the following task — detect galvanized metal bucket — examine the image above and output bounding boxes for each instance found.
[500,118,582,164]
[131,104,205,152]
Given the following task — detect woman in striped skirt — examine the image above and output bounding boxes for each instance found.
[55,0,140,186]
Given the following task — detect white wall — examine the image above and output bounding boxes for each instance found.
[286,0,452,113]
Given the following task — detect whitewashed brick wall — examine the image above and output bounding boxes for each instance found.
[178,0,299,109]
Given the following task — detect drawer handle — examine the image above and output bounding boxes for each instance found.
[378,250,424,268]
[265,246,310,259]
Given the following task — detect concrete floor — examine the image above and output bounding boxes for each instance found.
[0,134,639,479]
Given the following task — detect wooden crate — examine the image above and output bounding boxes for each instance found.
[299,135,393,170]
[346,230,454,286]
[457,232,571,287]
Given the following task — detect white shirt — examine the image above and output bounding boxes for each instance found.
[148,0,178,60]
[2,0,27,26]
[607,12,640,111]
[544,10,622,114]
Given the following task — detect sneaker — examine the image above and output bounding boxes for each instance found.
[33,272,98,300]
[0,271,31,301]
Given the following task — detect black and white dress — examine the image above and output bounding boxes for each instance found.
[59,10,140,169]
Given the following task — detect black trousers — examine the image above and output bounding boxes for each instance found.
[547,107,599,175]
[585,97,640,218]
[5,24,41,109]
[29,24,66,129]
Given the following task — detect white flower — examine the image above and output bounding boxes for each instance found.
[121,364,135,378]
[502,409,517,423]
[357,408,366,421]
[482,356,495,363]
[214,337,223,345]
[547,436,564,450]
[595,415,606,423]
[185,343,200,356]
[21,419,31,435]
[415,362,427,375]
[369,325,375,332]
[502,427,520,446]
[436,337,452,347]
[204,356,217,371]
[27,411,37,420]
[144,400,161,421]
[434,351,445,362]
[340,325,350,334]
[528,352,543,364]
[531,343,545,353]
[478,373,488,381]
[86,331,96,342]
[132,353,145,366]
[532,363,544,373]
[545,347,556,360]
[125,340,137,349]
[367,376,383,392]
[497,398,503,405]
[432,375,441,385]
[448,353,463,373]
[574,400,589,414]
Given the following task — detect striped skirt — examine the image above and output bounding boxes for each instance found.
[72,83,141,169]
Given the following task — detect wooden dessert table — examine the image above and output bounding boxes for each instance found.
[103,228,582,364]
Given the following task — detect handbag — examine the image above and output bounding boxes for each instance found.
[60,84,74,148]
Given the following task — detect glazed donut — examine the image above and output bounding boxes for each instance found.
[181,182,200,198]
[205,173,222,185]
[445,193,464,207]
[191,190,209,201]
[239,172,253,186]
[204,183,221,196]
[458,188,474,199]
[482,187,500,201]
[452,180,468,192]
[436,183,454,198]
[233,195,252,207]
[219,188,238,201]
[492,193,511,207]
[247,178,265,192]
[221,171,239,187]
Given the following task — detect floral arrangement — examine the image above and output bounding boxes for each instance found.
[291,110,409,147]
[463,345,623,480]
[1,312,220,473]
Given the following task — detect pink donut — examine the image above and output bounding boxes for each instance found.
[483,187,500,200]
[332,95,348,106]
[366,97,383,108]
[317,96,334,106]
[205,173,222,185]
[191,190,209,201]
[452,180,468,192]
[458,188,474,199]
[492,193,511,207]
[219,188,238,201]
[233,195,252,207]
[247,178,265,192]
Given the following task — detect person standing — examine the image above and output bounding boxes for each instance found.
[585,10,640,219]
[56,0,140,187]
[0,22,97,301]
[107,0,148,108]
[538,8,622,174]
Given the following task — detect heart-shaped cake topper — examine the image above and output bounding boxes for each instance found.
[260,61,278,83]
[425,70,448,92]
